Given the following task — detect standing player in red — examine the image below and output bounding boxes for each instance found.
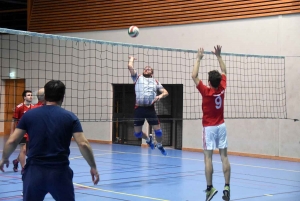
[26,88,44,154]
[33,88,45,107]
[11,90,33,173]
[191,46,231,201]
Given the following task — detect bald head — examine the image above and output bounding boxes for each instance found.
[37,88,45,101]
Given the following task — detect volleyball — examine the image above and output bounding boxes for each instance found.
[128,26,139,38]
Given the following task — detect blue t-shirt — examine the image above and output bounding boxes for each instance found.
[17,105,83,166]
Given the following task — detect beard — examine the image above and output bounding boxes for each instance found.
[143,73,152,78]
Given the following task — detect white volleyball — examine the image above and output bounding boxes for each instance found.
[128,26,139,38]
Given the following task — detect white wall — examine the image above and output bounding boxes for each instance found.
[59,14,300,159]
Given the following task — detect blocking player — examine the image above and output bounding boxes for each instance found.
[191,46,231,201]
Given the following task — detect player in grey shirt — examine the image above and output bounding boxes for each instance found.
[128,56,169,155]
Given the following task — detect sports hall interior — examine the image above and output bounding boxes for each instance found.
[0,1,299,201]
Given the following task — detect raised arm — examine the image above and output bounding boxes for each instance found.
[212,45,227,75]
[128,56,137,76]
[191,48,204,86]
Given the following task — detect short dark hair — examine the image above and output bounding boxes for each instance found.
[44,80,66,102]
[208,70,222,88]
[22,90,32,97]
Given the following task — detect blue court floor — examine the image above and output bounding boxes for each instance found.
[0,139,299,201]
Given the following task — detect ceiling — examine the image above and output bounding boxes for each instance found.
[0,0,27,31]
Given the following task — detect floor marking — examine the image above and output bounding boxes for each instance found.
[228,162,300,173]
[69,146,300,173]
[73,183,169,201]
[69,153,111,160]
[264,194,273,196]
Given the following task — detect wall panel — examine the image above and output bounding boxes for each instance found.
[28,0,300,33]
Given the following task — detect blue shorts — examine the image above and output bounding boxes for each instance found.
[22,164,74,201]
[134,105,160,126]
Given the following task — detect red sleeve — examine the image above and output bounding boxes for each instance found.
[13,106,20,119]
[196,80,208,96]
[220,74,226,90]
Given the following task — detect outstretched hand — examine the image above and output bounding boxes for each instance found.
[211,45,222,57]
[128,56,137,61]
[90,167,100,185]
[197,48,204,60]
[0,159,9,172]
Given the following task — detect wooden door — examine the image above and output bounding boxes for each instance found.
[2,79,25,135]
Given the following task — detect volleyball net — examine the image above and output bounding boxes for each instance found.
[0,28,287,122]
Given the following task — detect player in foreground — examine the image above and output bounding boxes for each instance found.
[0,80,99,201]
[191,46,231,201]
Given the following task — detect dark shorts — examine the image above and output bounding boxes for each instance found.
[19,137,27,144]
[22,164,74,201]
[134,105,160,126]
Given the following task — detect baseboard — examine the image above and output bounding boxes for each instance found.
[0,132,9,136]
[87,139,112,144]
[182,147,300,162]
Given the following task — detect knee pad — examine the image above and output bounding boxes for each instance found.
[154,129,163,137]
[134,131,143,138]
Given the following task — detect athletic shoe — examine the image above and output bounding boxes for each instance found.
[146,135,155,150]
[205,187,218,201]
[157,145,167,156]
[222,186,230,201]
[12,159,18,172]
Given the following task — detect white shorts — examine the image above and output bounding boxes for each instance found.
[202,122,228,150]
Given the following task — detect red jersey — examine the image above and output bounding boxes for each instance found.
[13,103,33,138]
[196,74,226,127]
[32,101,43,109]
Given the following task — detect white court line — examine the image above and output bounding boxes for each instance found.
[69,153,111,160]
[69,146,300,173]
[73,183,169,201]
